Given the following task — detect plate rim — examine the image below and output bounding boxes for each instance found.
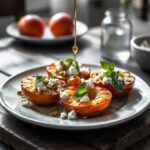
[6,21,88,43]
[0,64,150,130]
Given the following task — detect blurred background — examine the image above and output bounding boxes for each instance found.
[0,0,150,38]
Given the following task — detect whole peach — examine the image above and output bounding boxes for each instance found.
[49,12,74,37]
[18,14,45,37]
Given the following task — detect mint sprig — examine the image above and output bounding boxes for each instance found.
[75,82,87,100]
[101,61,115,77]
[60,58,80,74]
[100,61,125,91]
[106,78,125,91]
[36,75,45,82]
[60,59,74,71]
[65,58,74,66]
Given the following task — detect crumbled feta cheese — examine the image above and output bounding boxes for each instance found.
[36,82,45,92]
[34,76,60,92]
[22,100,29,107]
[84,78,94,89]
[94,75,101,81]
[34,78,39,87]
[100,71,105,78]
[41,85,47,91]
[57,88,63,93]
[103,77,110,84]
[47,78,58,89]
[21,99,32,107]
[60,111,67,119]
[80,95,90,102]
[60,91,69,99]
[93,72,104,82]
[80,67,90,76]
[34,77,48,92]
[47,81,53,88]
[68,110,77,120]
[49,78,58,85]
[118,77,124,81]
[67,66,78,76]
[81,78,85,83]
[55,61,62,71]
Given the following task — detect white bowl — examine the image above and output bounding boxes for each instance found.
[131,35,150,71]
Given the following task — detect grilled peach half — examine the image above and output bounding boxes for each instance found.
[21,76,59,106]
[91,71,135,97]
[61,87,112,117]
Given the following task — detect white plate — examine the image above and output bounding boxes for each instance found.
[6,21,88,44]
[0,64,150,130]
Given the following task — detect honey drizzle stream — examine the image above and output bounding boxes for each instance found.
[72,0,78,62]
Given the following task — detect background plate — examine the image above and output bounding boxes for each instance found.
[0,64,150,130]
[6,21,88,44]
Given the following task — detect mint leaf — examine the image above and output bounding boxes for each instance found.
[101,61,115,78]
[108,78,125,91]
[36,75,45,82]
[60,59,74,71]
[101,61,114,72]
[75,82,87,100]
[60,61,68,71]
[100,61,125,91]
[105,70,112,77]
[113,71,120,79]
[66,58,74,66]
[116,80,125,91]
[65,58,74,69]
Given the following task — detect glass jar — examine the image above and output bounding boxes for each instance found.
[100,8,132,62]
